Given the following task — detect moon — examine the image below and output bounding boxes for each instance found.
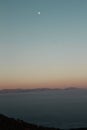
[37,11,40,15]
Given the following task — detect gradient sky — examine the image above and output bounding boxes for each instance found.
[0,0,87,89]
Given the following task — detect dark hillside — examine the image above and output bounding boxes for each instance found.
[0,114,87,130]
[0,114,60,130]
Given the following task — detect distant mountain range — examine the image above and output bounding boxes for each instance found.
[0,87,87,94]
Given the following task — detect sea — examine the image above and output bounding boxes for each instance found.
[0,89,87,129]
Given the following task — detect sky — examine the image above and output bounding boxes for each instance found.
[0,0,87,89]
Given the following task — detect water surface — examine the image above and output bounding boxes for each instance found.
[0,90,87,129]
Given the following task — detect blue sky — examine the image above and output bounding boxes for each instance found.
[0,0,87,89]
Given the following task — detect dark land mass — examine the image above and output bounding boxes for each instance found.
[0,87,87,94]
[0,114,61,130]
[0,114,87,130]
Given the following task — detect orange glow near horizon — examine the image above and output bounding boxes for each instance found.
[0,77,87,89]
[0,64,87,89]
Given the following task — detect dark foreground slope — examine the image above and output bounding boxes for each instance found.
[0,114,87,130]
[0,114,60,130]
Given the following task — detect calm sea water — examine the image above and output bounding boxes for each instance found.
[0,90,87,129]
